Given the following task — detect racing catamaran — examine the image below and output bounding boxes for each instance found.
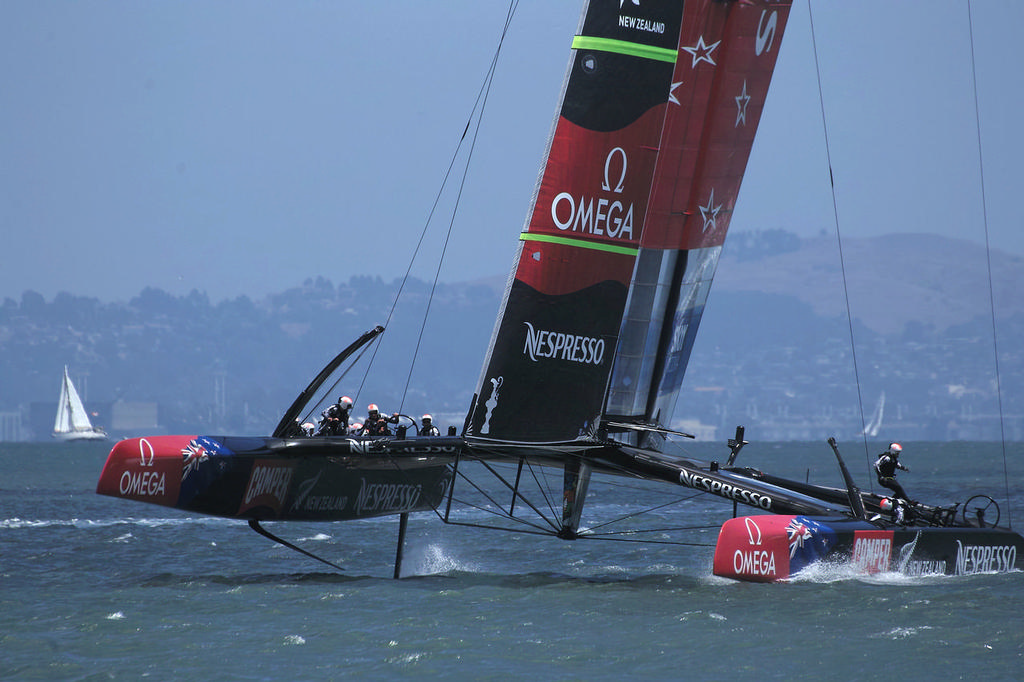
[96,0,1022,581]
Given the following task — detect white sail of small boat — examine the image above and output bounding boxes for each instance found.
[53,366,107,441]
[862,391,885,437]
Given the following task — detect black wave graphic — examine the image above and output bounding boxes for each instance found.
[562,53,674,132]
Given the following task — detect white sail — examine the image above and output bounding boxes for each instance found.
[53,366,107,441]
[862,391,885,437]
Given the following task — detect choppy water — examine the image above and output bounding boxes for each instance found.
[2,440,1023,680]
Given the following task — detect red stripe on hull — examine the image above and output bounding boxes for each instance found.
[713,515,794,582]
[96,436,192,508]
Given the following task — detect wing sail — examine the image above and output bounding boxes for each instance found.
[469,1,792,446]
[468,1,687,442]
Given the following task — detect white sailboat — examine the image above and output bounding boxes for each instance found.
[53,366,107,441]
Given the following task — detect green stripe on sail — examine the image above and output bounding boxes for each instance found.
[521,233,639,256]
[571,35,678,63]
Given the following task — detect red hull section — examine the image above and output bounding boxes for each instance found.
[714,514,1024,582]
[713,515,794,582]
[97,435,190,508]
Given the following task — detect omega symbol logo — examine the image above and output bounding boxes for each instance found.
[602,147,627,193]
[138,438,155,466]
[744,517,763,546]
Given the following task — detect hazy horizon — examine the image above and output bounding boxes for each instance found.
[4,1,1021,303]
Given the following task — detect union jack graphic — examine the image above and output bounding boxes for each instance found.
[786,518,814,558]
[181,439,209,478]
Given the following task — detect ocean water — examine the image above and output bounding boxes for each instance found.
[2,440,1023,681]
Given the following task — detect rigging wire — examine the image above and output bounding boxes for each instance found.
[965,1,1012,528]
[396,1,522,416]
[808,2,1011,513]
[435,445,724,545]
[440,457,562,534]
[440,461,718,546]
[353,1,521,415]
[299,340,378,427]
[582,490,712,534]
[806,1,873,484]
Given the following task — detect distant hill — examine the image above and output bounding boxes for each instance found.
[2,230,1020,441]
[715,233,1024,333]
[464,232,1023,333]
[455,231,1024,441]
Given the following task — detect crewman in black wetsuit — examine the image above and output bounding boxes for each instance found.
[419,414,440,436]
[874,442,910,501]
[317,396,352,436]
[363,404,399,437]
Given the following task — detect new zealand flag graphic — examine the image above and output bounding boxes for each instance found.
[786,516,838,574]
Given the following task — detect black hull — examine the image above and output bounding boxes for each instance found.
[97,434,458,521]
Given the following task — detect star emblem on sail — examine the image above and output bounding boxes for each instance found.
[735,79,750,127]
[699,188,721,233]
[668,81,682,106]
[682,35,720,68]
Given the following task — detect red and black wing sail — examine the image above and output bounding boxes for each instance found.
[605,1,791,436]
[468,2,687,442]
[468,1,791,444]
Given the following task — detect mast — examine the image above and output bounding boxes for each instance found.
[54,367,73,434]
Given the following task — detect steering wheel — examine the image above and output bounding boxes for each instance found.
[960,495,1001,528]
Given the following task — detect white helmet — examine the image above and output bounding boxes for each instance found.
[888,442,902,455]
[340,396,353,409]
[880,498,893,512]
[421,414,433,423]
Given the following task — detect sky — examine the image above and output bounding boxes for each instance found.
[2,0,1022,303]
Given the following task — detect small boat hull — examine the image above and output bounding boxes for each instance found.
[713,514,1024,582]
[53,429,108,442]
[96,435,457,521]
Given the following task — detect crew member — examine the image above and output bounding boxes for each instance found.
[879,497,907,525]
[317,396,353,436]
[874,442,910,501]
[419,414,440,436]
[283,419,309,438]
[363,404,399,436]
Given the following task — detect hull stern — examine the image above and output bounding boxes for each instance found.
[97,435,457,522]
